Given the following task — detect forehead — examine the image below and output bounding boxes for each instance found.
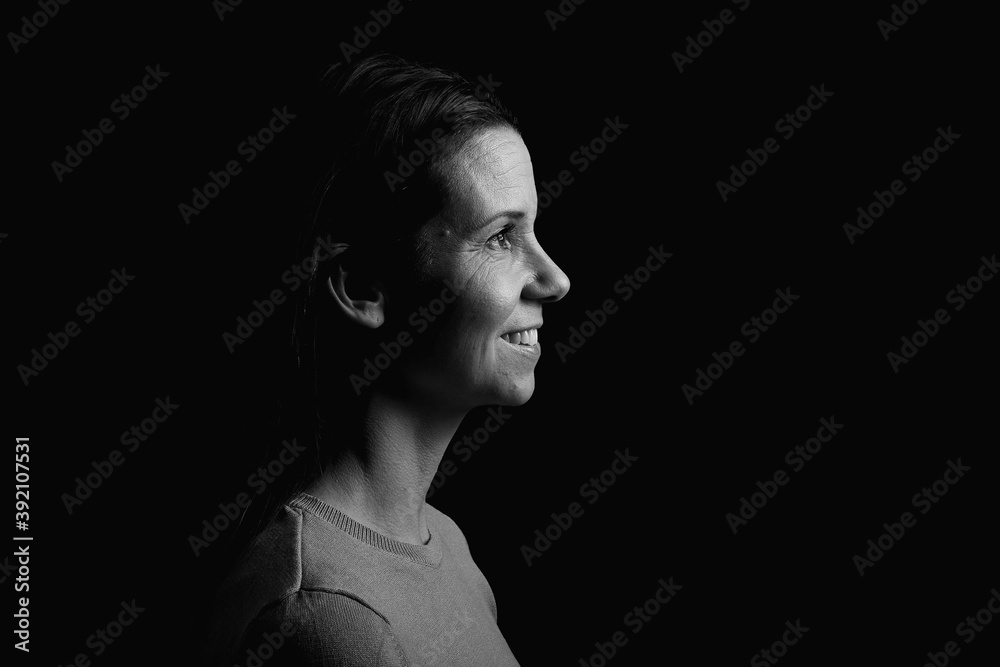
[440,127,536,227]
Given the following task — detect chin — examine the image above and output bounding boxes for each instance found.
[493,376,535,407]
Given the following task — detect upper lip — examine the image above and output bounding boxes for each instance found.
[501,323,542,336]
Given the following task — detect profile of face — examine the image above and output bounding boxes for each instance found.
[386,126,571,411]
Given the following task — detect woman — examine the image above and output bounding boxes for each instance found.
[201,53,570,665]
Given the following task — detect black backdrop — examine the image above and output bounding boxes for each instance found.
[6,1,997,665]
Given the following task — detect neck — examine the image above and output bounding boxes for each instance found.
[304,388,467,545]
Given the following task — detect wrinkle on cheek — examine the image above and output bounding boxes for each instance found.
[455,268,514,337]
[454,246,500,285]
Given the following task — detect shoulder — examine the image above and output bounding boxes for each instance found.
[237,588,410,666]
[203,502,395,665]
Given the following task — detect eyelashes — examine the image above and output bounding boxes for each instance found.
[486,224,515,251]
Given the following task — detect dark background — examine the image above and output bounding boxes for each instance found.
[6,0,996,665]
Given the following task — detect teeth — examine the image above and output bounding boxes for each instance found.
[501,328,538,346]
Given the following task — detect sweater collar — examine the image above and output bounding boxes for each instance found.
[289,492,444,568]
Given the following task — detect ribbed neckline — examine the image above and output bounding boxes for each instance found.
[289,492,443,568]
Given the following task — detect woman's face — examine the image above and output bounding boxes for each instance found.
[395,126,570,410]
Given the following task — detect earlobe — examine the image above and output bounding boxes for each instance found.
[326,266,386,329]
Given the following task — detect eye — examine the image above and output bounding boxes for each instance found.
[486,224,514,251]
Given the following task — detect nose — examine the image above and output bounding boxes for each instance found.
[522,241,570,303]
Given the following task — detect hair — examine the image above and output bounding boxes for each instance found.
[232,53,519,546]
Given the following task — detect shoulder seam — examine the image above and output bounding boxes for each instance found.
[235,588,399,666]
[243,587,395,640]
[296,586,394,627]
[249,586,394,628]
[376,618,409,667]
[224,505,306,664]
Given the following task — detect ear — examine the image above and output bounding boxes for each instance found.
[325,248,386,329]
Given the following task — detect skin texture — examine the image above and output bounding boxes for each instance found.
[306,127,570,545]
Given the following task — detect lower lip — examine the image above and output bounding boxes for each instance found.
[499,337,541,357]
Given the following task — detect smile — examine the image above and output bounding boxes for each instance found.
[500,328,538,346]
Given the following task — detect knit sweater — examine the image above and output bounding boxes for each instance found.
[201,493,521,666]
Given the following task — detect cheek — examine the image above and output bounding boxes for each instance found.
[448,267,520,358]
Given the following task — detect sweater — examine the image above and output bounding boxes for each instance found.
[201,492,521,666]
